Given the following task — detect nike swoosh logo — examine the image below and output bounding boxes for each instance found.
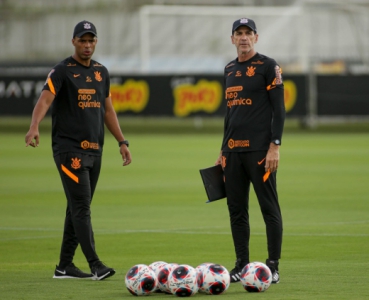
[73,74,80,78]
[257,157,266,165]
[56,269,66,275]
[228,72,233,76]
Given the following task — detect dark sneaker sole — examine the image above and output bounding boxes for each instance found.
[92,269,116,281]
[230,279,241,283]
[53,275,93,279]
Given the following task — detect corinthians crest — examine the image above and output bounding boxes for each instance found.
[71,157,81,169]
[246,66,256,77]
[94,71,102,82]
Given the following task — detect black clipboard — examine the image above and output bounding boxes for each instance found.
[199,164,226,203]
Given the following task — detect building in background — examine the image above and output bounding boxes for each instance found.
[1,0,368,126]
[0,0,369,75]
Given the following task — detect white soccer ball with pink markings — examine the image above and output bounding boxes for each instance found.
[148,261,167,292]
[168,264,198,297]
[157,263,179,294]
[199,263,230,295]
[240,262,272,292]
[125,264,158,296]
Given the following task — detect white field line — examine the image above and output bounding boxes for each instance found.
[1,218,368,233]
[0,226,368,241]
[0,235,61,241]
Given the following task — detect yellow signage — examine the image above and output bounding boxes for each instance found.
[284,80,297,112]
[111,80,149,113]
[173,80,222,117]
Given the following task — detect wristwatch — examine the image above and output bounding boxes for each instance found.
[272,139,281,146]
[118,140,129,147]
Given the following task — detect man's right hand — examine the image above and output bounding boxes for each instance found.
[25,127,40,148]
[215,151,223,165]
[24,90,55,148]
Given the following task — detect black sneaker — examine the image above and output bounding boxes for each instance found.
[90,261,115,281]
[229,258,248,283]
[53,263,92,279]
[266,259,280,284]
[271,270,280,284]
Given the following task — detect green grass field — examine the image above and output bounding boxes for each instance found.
[1,118,369,299]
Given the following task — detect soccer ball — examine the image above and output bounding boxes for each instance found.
[168,264,198,297]
[149,261,167,275]
[195,262,214,290]
[125,264,158,296]
[240,262,272,292]
[149,261,167,292]
[157,263,179,294]
[199,263,230,295]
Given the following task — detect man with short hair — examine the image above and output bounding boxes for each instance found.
[25,20,132,280]
[215,18,285,284]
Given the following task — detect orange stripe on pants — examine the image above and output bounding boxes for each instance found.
[61,164,79,183]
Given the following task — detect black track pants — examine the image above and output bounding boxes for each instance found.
[222,151,283,262]
[54,152,101,267]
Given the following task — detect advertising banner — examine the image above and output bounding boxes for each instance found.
[317,75,369,115]
[0,76,46,115]
[108,74,307,117]
[0,72,314,118]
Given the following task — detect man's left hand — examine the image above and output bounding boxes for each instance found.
[120,146,132,166]
[265,143,280,173]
